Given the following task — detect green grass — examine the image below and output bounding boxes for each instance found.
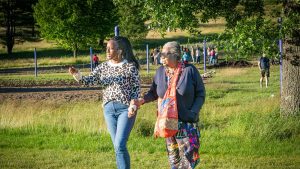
[1,65,300,168]
[0,55,101,69]
[0,64,157,86]
[0,72,76,86]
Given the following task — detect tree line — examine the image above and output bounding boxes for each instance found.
[0,0,282,57]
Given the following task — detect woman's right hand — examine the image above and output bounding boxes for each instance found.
[69,66,78,75]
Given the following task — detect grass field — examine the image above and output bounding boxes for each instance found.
[0,66,156,86]
[1,65,300,168]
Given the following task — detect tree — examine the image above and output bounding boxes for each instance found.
[219,17,279,61]
[281,0,300,116]
[0,0,37,55]
[142,0,201,36]
[113,1,148,41]
[117,0,264,36]
[33,0,118,57]
[17,0,38,37]
[0,0,16,55]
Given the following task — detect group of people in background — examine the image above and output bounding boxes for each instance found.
[90,43,220,70]
[181,45,218,65]
[207,47,218,65]
[181,46,201,64]
[150,47,161,65]
[150,46,203,65]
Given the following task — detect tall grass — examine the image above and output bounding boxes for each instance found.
[0,68,156,86]
[0,100,104,133]
[0,55,100,69]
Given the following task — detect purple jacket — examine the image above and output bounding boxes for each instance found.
[143,64,205,122]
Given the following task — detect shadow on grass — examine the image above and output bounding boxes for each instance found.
[208,88,257,99]
[199,23,225,28]
[220,80,257,85]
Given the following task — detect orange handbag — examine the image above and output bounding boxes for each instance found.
[154,63,183,138]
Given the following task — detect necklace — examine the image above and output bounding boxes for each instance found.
[165,68,177,85]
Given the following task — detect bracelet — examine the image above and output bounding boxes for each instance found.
[128,105,137,112]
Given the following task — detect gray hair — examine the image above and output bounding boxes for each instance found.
[163,41,181,61]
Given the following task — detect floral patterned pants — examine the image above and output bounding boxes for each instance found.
[166,121,201,169]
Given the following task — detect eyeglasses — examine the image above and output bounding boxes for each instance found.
[161,52,174,59]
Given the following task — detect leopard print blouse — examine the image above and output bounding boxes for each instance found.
[77,60,140,106]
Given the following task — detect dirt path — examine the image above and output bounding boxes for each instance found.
[0,85,151,102]
[0,64,90,74]
[0,87,102,102]
[0,86,99,93]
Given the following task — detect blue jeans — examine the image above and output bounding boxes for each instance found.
[104,101,136,169]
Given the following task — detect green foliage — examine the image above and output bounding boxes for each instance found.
[220,17,279,60]
[281,0,300,41]
[114,0,265,37]
[143,0,201,36]
[33,0,118,56]
[199,0,264,29]
[114,1,148,41]
[133,119,154,137]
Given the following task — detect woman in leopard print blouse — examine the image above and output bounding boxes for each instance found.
[69,36,140,169]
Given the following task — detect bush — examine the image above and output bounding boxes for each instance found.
[133,119,154,137]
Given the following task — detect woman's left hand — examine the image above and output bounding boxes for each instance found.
[128,104,137,118]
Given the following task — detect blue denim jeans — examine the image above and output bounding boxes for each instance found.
[104,101,136,169]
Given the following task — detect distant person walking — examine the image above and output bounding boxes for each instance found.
[150,49,155,65]
[93,54,99,68]
[196,47,201,64]
[214,47,219,64]
[182,48,191,64]
[191,46,195,63]
[209,48,216,65]
[258,53,270,88]
[69,36,140,169]
[154,47,161,65]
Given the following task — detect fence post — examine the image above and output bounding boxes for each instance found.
[115,25,119,36]
[146,44,149,74]
[90,47,93,71]
[278,17,283,95]
[203,39,207,72]
[34,48,37,77]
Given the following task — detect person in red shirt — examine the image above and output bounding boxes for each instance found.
[93,54,99,68]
